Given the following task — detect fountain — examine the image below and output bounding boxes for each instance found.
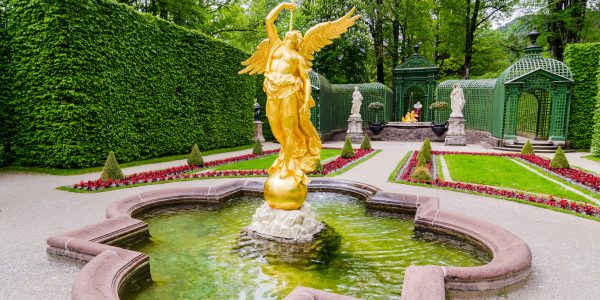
[45,3,532,299]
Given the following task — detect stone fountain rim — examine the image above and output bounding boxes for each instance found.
[46,179,532,300]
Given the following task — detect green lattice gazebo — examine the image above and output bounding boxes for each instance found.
[309,71,393,138]
[393,44,438,121]
[436,30,573,146]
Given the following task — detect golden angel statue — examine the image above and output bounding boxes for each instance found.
[239,2,360,210]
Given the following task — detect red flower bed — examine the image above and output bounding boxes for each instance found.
[72,147,373,191]
[73,149,279,191]
[398,151,600,218]
[431,150,600,193]
[319,149,374,175]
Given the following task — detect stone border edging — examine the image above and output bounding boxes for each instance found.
[46,179,531,300]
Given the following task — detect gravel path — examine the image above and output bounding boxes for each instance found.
[1,141,599,300]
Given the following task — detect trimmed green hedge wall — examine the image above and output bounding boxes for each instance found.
[3,0,256,168]
[564,43,600,150]
[592,60,600,156]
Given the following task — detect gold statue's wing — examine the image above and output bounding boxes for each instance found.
[299,8,361,67]
[239,38,272,75]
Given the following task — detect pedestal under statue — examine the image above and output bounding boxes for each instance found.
[239,2,360,242]
[445,83,467,146]
[347,86,364,142]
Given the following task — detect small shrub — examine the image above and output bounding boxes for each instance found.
[187,144,204,166]
[417,153,427,167]
[368,102,385,123]
[410,166,432,182]
[100,151,125,181]
[429,101,449,111]
[420,138,432,162]
[360,133,371,150]
[550,147,570,169]
[315,160,323,174]
[341,136,355,158]
[521,140,535,155]
[252,139,264,155]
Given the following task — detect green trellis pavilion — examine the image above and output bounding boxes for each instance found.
[436,30,573,146]
[393,44,439,121]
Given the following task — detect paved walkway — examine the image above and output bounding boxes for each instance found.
[1,141,599,299]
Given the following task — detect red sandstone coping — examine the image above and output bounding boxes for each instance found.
[47,179,531,300]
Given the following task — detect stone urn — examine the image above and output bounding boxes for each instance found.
[431,122,448,137]
[369,123,384,135]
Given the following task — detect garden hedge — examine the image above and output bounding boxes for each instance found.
[563,43,600,150]
[2,0,256,168]
[592,61,600,156]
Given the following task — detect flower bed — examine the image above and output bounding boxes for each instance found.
[431,151,600,193]
[398,151,600,218]
[318,149,374,175]
[71,148,374,191]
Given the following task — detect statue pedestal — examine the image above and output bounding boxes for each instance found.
[245,202,324,243]
[254,121,266,142]
[346,115,364,142]
[445,117,466,146]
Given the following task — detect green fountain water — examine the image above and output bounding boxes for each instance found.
[125,192,489,299]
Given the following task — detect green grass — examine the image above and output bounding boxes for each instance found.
[443,154,597,204]
[387,151,599,222]
[583,155,600,163]
[214,149,340,171]
[0,144,254,176]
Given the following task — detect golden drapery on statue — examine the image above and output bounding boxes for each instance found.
[239,2,360,210]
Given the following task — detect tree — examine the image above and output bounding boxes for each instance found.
[461,0,516,79]
[547,0,588,60]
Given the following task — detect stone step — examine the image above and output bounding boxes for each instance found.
[504,144,560,150]
[493,147,575,153]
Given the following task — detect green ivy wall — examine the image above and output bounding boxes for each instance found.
[563,43,600,150]
[2,0,256,168]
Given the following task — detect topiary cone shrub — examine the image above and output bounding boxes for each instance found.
[315,160,323,174]
[521,140,535,155]
[341,136,355,158]
[410,166,432,182]
[252,139,264,155]
[550,147,570,169]
[187,144,204,166]
[417,152,427,167]
[100,151,125,181]
[420,138,432,162]
[360,133,371,150]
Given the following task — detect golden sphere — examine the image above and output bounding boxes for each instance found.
[264,174,307,210]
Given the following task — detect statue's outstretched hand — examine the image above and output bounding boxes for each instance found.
[283,2,296,10]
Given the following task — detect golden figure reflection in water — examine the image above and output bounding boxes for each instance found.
[240,2,360,210]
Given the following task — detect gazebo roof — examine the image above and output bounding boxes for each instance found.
[394,44,437,71]
[497,29,572,85]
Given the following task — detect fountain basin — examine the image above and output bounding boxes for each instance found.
[46,179,532,299]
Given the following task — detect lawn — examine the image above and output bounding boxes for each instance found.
[443,154,597,204]
[214,149,340,171]
[583,155,600,163]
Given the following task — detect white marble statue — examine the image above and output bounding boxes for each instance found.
[351,86,363,116]
[450,83,465,118]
